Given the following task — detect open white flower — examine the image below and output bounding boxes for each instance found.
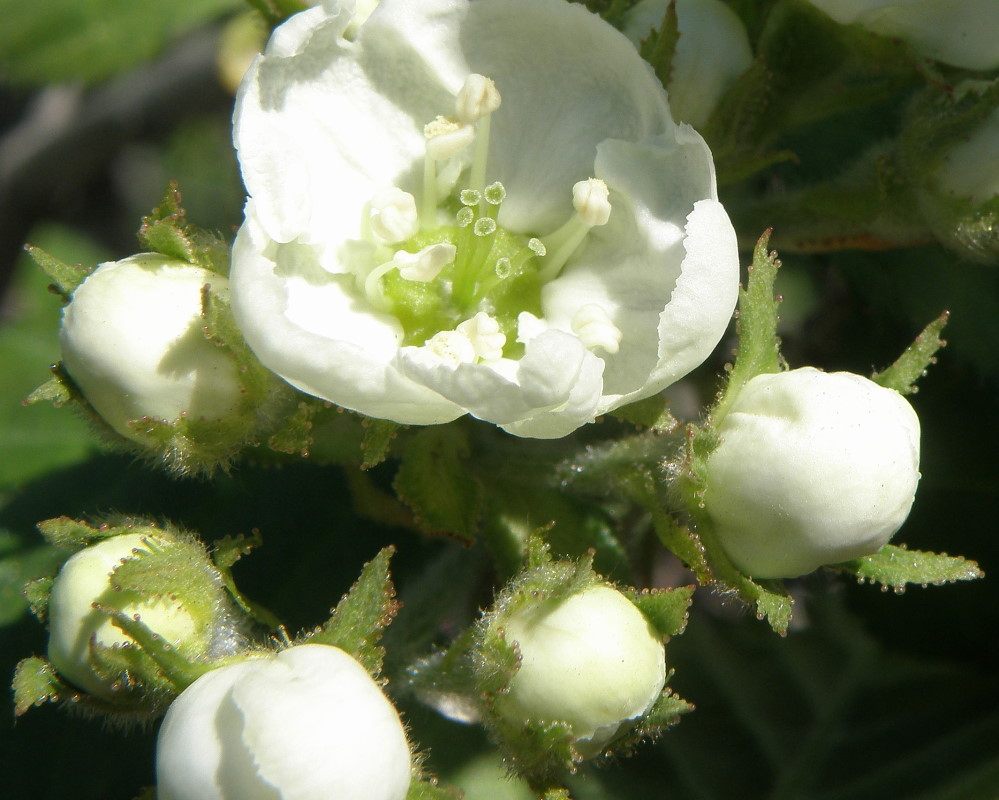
[156,644,412,800]
[807,0,999,71]
[230,0,739,438]
[703,368,921,579]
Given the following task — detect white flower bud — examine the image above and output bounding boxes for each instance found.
[499,585,665,758]
[47,533,201,699]
[703,367,921,579]
[156,644,412,800]
[59,254,243,443]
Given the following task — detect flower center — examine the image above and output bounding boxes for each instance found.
[355,74,615,363]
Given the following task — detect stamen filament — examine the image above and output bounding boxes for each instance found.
[537,216,590,282]
[422,155,438,231]
[469,112,491,209]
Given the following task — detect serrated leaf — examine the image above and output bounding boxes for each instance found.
[836,544,984,590]
[306,547,399,675]
[36,516,112,549]
[12,657,68,716]
[626,586,694,639]
[0,0,244,86]
[361,418,401,469]
[23,576,53,622]
[23,245,90,298]
[638,0,679,91]
[872,311,948,395]
[714,229,783,426]
[394,427,482,542]
[138,183,231,274]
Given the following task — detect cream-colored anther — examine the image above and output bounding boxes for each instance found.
[457,312,506,362]
[424,116,476,161]
[368,188,419,243]
[572,179,612,227]
[455,74,502,124]
[572,304,622,354]
[425,329,477,365]
[395,243,456,282]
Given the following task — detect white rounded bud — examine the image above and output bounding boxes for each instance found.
[47,533,200,699]
[703,367,921,578]
[499,585,665,758]
[156,645,412,800]
[572,178,612,227]
[59,255,243,443]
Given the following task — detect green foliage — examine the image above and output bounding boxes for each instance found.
[395,426,483,542]
[872,311,949,395]
[304,547,399,676]
[137,183,231,275]
[0,0,244,85]
[637,0,679,91]
[836,544,984,590]
[12,656,67,717]
[22,246,90,299]
[625,586,694,639]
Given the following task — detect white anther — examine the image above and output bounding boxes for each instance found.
[394,243,456,282]
[572,178,612,227]
[457,312,507,362]
[455,74,502,124]
[425,329,477,365]
[572,304,622,354]
[368,188,419,243]
[424,116,476,161]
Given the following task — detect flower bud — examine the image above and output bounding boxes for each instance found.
[497,585,666,758]
[155,644,412,800]
[59,254,243,446]
[46,527,241,700]
[703,367,921,579]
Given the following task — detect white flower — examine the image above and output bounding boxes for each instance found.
[230,0,739,438]
[703,368,921,579]
[806,0,999,70]
[59,254,243,443]
[499,585,666,758]
[156,644,412,800]
[47,533,202,699]
[624,0,754,129]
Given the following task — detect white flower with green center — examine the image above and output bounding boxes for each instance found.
[230,0,739,438]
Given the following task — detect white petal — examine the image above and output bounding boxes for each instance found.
[230,207,465,425]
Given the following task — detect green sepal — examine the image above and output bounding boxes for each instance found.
[638,0,679,91]
[714,229,783,426]
[266,400,318,457]
[872,311,948,395]
[405,775,464,800]
[36,516,120,550]
[835,544,984,591]
[212,531,283,630]
[608,394,678,432]
[24,576,53,623]
[542,790,571,800]
[243,0,309,26]
[624,585,694,639]
[200,285,273,405]
[23,244,90,299]
[506,719,577,786]
[24,368,73,408]
[394,426,482,542]
[303,547,399,676]
[12,656,68,717]
[573,0,644,27]
[361,418,402,469]
[610,684,693,755]
[137,183,230,275]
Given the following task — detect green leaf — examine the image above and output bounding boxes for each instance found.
[872,311,949,395]
[23,245,91,298]
[625,586,694,639]
[12,656,68,717]
[0,0,244,86]
[305,547,399,675]
[361,418,402,469]
[836,544,984,590]
[714,229,783,427]
[638,0,679,91]
[394,427,482,542]
[23,576,53,623]
[36,516,113,549]
[138,183,231,274]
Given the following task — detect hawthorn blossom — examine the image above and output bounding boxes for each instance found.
[230,0,739,437]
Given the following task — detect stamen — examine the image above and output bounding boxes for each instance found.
[572,304,622,354]
[424,117,476,228]
[368,188,419,243]
[456,312,506,362]
[537,179,612,282]
[395,243,456,282]
[425,329,477,365]
[455,74,501,125]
